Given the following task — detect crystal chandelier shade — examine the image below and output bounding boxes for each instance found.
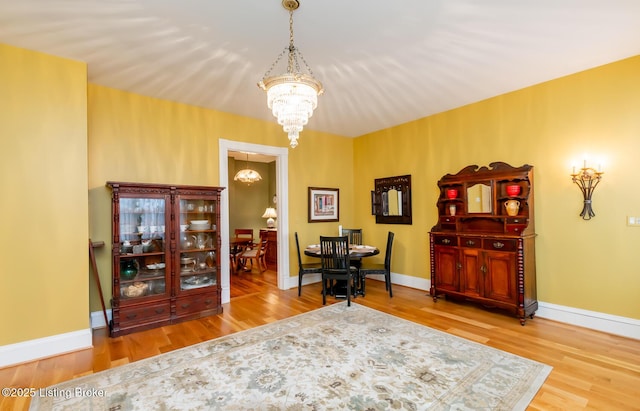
[258,0,323,148]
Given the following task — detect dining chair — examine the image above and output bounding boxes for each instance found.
[359,231,394,297]
[295,232,322,296]
[342,228,363,268]
[319,236,358,306]
[231,228,253,271]
[238,230,268,273]
[341,228,363,245]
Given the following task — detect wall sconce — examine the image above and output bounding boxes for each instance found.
[571,159,604,220]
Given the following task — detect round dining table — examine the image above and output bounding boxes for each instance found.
[304,244,379,297]
[304,244,380,258]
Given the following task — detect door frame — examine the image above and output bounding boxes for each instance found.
[218,139,289,303]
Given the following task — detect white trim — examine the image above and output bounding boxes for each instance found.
[0,329,92,368]
[294,273,640,340]
[536,301,640,340]
[90,309,113,329]
[219,139,290,303]
[291,271,430,293]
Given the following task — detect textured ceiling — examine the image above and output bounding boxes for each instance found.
[1,0,639,138]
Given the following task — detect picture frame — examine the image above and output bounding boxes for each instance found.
[308,187,339,222]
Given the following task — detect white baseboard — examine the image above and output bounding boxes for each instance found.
[90,309,113,329]
[7,277,631,369]
[0,329,92,368]
[290,273,640,340]
[536,301,640,340]
[290,271,429,293]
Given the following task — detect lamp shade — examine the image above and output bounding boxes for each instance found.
[262,207,277,228]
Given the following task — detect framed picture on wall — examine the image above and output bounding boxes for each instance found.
[308,187,339,222]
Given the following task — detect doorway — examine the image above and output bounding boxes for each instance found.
[218,139,290,304]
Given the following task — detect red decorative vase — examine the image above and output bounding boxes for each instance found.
[506,185,521,196]
[446,189,458,199]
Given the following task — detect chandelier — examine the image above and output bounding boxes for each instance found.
[258,0,324,148]
[233,153,262,185]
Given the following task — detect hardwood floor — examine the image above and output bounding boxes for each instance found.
[1,270,639,410]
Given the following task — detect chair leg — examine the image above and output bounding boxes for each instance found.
[298,272,302,296]
[322,278,327,305]
[387,271,393,297]
[346,277,351,307]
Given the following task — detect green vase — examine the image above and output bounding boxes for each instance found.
[120,260,138,280]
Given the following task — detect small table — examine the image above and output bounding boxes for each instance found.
[304,244,379,296]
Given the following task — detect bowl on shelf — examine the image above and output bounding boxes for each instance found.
[180,224,189,231]
[121,281,148,298]
[506,184,521,196]
[190,220,210,230]
[446,189,458,199]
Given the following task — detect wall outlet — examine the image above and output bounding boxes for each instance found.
[627,216,640,226]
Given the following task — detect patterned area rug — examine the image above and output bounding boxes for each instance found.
[30,303,551,410]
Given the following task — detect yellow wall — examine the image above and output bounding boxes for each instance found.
[0,44,88,345]
[355,55,640,319]
[87,84,353,310]
[2,41,638,351]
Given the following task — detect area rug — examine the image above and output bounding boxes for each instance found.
[30,303,551,410]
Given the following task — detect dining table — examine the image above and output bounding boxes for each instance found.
[304,243,379,296]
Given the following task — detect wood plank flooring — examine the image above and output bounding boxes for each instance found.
[1,270,639,410]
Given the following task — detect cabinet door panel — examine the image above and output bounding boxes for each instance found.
[434,246,458,292]
[460,248,482,297]
[484,251,517,304]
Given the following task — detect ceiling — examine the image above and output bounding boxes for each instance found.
[1,0,639,138]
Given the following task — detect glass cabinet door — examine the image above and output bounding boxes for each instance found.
[117,197,167,299]
[177,197,218,292]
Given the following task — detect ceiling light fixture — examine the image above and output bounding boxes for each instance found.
[258,0,324,149]
[233,153,262,185]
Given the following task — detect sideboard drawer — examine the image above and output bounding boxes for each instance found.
[483,238,518,251]
[459,236,481,248]
[433,235,457,247]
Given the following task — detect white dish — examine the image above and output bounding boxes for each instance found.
[190,220,209,225]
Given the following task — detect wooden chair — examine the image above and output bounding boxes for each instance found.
[231,228,253,271]
[295,232,322,296]
[359,231,394,297]
[320,236,358,306]
[238,230,268,273]
[342,228,362,245]
[342,228,363,268]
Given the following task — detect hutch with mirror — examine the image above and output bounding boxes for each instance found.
[107,182,224,336]
[429,162,537,324]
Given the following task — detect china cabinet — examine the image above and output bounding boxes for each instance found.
[429,162,537,324]
[107,182,224,336]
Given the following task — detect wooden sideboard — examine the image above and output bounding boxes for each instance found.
[260,229,277,270]
[429,162,537,325]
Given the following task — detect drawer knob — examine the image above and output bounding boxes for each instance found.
[181,303,190,309]
[155,308,165,314]
[442,238,451,244]
[493,241,505,249]
[126,313,137,320]
[466,240,476,246]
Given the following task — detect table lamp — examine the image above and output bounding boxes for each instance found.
[262,207,277,228]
